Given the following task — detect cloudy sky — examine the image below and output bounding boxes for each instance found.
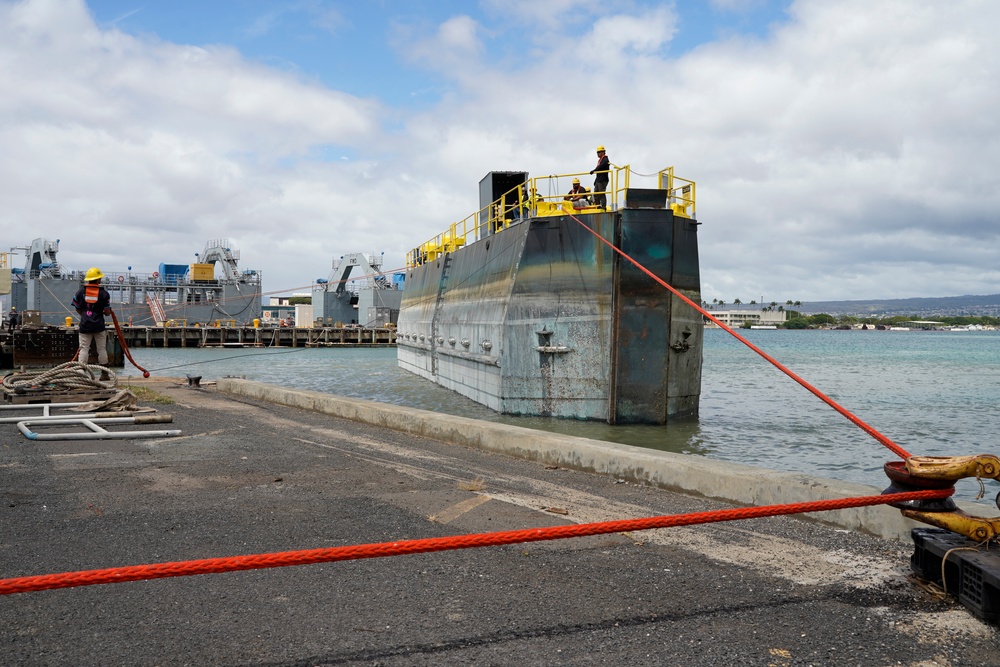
[2,0,998,303]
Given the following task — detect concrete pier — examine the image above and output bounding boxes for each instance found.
[217,379,1000,543]
[121,324,396,348]
[0,326,396,369]
[0,378,995,665]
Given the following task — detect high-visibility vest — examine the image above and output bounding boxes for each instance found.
[84,284,101,304]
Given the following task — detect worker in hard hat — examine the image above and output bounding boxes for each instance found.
[519,185,545,218]
[563,177,590,208]
[71,267,113,376]
[5,307,18,333]
[589,145,610,208]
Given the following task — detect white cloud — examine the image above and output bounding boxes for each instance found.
[401,14,484,76]
[585,8,677,57]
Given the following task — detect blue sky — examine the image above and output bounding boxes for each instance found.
[2,0,998,301]
[89,2,792,106]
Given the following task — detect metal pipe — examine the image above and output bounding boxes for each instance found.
[17,415,180,441]
[0,402,90,416]
[0,409,148,424]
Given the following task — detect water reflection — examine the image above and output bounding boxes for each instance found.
[492,413,710,457]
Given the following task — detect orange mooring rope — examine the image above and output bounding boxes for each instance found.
[109,309,151,377]
[2,216,934,597]
[568,212,911,461]
[68,309,151,377]
[0,488,950,595]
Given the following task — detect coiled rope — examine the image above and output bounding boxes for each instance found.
[2,361,116,395]
[0,487,951,595]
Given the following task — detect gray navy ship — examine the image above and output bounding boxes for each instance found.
[7,238,262,327]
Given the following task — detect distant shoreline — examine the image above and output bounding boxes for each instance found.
[796,294,1000,317]
[704,323,998,331]
[703,294,1000,318]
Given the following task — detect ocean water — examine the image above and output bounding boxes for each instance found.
[118,329,1000,504]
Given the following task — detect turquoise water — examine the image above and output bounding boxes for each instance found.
[119,329,1000,503]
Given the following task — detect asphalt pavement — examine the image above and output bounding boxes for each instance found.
[0,379,996,666]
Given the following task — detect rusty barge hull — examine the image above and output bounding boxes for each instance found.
[396,205,702,424]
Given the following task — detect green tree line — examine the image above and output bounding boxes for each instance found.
[704,298,999,329]
[781,314,1000,329]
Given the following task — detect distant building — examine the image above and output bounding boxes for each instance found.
[268,293,311,306]
[261,304,295,324]
[262,293,313,325]
[706,308,788,328]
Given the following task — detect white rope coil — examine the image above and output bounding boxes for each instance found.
[2,362,117,395]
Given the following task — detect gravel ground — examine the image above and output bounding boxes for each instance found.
[0,379,996,666]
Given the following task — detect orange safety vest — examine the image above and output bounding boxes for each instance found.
[84,284,102,304]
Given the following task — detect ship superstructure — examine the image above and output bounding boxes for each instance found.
[312,252,403,327]
[396,165,702,424]
[8,238,262,327]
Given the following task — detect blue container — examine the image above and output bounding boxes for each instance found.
[158,263,189,285]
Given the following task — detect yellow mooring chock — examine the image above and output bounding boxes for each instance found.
[883,455,1000,542]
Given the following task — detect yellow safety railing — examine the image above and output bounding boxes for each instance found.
[658,167,697,219]
[0,253,8,269]
[406,165,696,267]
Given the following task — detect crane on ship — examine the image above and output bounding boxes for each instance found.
[317,252,391,299]
[196,239,243,282]
[20,238,66,279]
[312,252,402,328]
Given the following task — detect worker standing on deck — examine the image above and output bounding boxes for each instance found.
[71,267,113,376]
[6,307,18,333]
[564,178,590,208]
[590,145,610,208]
[520,186,544,218]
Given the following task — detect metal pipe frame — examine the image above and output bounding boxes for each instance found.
[17,415,180,441]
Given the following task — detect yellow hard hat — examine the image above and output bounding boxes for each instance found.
[85,267,104,282]
[572,178,580,184]
[596,145,605,152]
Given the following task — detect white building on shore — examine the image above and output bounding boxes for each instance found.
[705,308,788,328]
